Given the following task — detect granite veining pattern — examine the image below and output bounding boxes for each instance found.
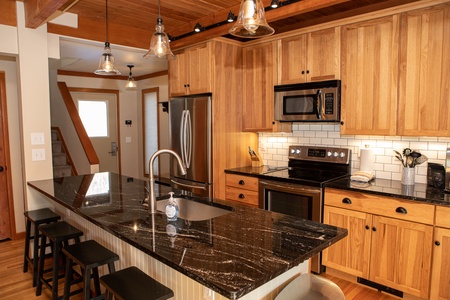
[28,172,347,299]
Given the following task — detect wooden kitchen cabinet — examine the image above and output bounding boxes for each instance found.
[242,41,291,133]
[430,206,450,300]
[397,3,450,137]
[323,188,433,299]
[340,15,399,135]
[278,27,340,84]
[169,42,212,96]
[225,174,259,207]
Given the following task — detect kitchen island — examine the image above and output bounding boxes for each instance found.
[28,172,347,300]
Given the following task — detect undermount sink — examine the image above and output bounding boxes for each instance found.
[156,197,232,221]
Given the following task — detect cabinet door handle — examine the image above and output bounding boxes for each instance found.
[342,198,352,204]
[238,180,245,185]
[238,194,245,199]
[301,70,305,74]
[395,207,408,214]
[365,225,370,230]
[435,241,441,246]
[372,227,377,232]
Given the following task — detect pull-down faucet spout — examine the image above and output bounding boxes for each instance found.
[148,149,187,214]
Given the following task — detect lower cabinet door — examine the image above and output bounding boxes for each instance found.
[369,216,433,299]
[322,205,372,278]
[430,227,450,300]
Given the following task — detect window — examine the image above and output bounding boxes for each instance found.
[78,100,108,137]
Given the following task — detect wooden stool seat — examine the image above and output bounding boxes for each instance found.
[23,208,61,287]
[100,266,174,300]
[62,240,119,300]
[36,221,84,300]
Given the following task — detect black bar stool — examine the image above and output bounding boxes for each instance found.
[23,208,61,287]
[100,266,174,300]
[36,221,84,300]
[62,240,119,300]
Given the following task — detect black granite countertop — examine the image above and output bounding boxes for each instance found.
[225,166,450,207]
[27,172,347,300]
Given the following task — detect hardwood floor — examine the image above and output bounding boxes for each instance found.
[2,237,401,300]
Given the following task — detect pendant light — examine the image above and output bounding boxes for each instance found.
[95,0,120,75]
[125,64,137,90]
[143,0,175,61]
[229,0,275,38]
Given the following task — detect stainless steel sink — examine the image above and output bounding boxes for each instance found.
[156,197,232,221]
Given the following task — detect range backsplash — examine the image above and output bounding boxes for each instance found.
[258,123,450,185]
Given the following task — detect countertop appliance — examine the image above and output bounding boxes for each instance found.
[428,163,445,188]
[169,94,212,198]
[259,145,351,273]
[274,80,341,122]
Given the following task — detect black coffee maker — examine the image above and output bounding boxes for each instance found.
[428,162,445,188]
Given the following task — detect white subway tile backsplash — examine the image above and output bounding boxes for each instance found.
[260,126,449,185]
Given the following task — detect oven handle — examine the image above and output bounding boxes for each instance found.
[259,180,321,195]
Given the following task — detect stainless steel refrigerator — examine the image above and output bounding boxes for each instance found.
[169,94,212,198]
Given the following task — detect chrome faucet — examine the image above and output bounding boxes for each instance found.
[148,149,187,214]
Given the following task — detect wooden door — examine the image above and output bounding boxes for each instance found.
[307,27,340,82]
[340,15,399,135]
[0,72,13,240]
[369,215,433,299]
[185,42,212,95]
[322,205,371,278]
[169,49,188,96]
[430,227,450,300]
[243,42,290,132]
[278,34,308,84]
[397,3,450,136]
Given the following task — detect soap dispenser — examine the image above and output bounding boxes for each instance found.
[165,192,179,221]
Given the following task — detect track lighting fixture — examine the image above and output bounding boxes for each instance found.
[194,22,203,33]
[270,0,279,8]
[143,0,175,61]
[229,0,275,38]
[125,64,137,90]
[95,0,120,75]
[227,11,236,23]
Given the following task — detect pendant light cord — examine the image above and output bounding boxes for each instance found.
[158,0,161,19]
[105,0,109,43]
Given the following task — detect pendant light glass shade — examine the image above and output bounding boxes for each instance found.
[95,0,120,75]
[143,0,175,61]
[125,64,137,90]
[229,0,275,38]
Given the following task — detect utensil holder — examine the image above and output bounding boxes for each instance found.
[401,167,415,185]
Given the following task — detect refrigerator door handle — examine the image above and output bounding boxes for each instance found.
[180,110,187,167]
[185,110,192,169]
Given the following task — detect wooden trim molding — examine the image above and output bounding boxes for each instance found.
[57,81,99,165]
[57,69,168,81]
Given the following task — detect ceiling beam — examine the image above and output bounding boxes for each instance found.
[24,0,74,28]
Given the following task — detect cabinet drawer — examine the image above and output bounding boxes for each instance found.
[225,174,258,191]
[225,186,259,206]
[325,188,435,225]
[436,205,450,228]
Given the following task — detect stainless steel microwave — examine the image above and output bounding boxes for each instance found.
[274,80,341,122]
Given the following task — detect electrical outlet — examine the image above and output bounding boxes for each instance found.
[260,142,266,152]
[203,287,214,300]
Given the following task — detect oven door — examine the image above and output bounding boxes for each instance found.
[259,179,323,273]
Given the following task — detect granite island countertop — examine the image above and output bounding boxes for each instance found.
[28,172,347,300]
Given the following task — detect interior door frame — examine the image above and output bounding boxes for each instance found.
[0,72,16,239]
[68,87,121,175]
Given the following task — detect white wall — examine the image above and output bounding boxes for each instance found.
[259,124,450,184]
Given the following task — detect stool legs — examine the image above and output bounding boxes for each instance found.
[23,218,32,273]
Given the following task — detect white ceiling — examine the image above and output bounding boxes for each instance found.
[49,36,168,77]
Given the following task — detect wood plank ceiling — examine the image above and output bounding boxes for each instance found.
[5,0,421,50]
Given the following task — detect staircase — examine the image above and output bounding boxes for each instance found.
[51,127,77,178]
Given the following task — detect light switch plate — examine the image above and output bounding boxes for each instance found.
[32,148,46,161]
[125,137,131,143]
[31,132,45,145]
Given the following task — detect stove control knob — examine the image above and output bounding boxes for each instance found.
[327,151,332,157]
[290,148,295,155]
[333,151,338,157]
[296,149,301,155]
[340,152,346,158]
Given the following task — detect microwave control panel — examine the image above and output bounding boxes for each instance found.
[324,93,334,114]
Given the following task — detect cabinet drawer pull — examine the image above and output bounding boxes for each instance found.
[238,194,245,199]
[238,180,245,185]
[435,241,441,246]
[342,198,352,204]
[395,207,408,214]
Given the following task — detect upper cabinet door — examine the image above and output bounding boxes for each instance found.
[168,42,212,96]
[340,16,399,135]
[397,3,450,136]
[278,27,340,84]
